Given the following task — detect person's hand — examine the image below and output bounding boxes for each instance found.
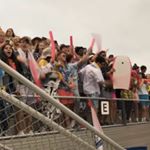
[69,77,76,89]
[69,81,76,89]
[17,55,26,63]
[87,47,92,55]
[144,79,148,84]
[111,68,115,73]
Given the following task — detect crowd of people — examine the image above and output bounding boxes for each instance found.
[0,27,150,136]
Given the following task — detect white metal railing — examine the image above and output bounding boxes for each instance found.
[0,143,13,150]
[0,90,95,150]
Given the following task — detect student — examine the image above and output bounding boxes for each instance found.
[0,43,19,93]
[33,41,45,60]
[12,36,21,51]
[138,65,149,121]
[15,36,34,135]
[38,47,61,129]
[0,30,5,48]
[79,54,106,123]
[98,51,115,125]
[130,64,141,122]
[5,28,15,41]
[55,51,75,128]
[0,43,19,135]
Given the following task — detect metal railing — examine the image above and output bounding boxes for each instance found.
[10,94,150,126]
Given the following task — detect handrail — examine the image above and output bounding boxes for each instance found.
[10,95,150,102]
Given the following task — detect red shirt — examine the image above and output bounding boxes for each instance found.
[8,59,16,70]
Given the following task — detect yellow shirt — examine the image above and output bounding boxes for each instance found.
[38,59,48,67]
[147,84,150,93]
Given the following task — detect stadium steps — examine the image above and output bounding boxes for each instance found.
[0,129,95,150]
[0,123,149,150]
[103,122,150,149]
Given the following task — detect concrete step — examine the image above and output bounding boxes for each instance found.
[0,123,149,150]
[103,123,150,149]
[0,130,94,150]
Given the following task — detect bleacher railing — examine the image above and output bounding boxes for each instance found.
[0,59,129,150]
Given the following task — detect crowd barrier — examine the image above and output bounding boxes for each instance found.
[5,94,150,126]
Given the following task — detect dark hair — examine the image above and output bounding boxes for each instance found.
[1,43,13,53]
[0,44,27,83]
[75,46,87,56]
[56,51,67,60]
[99,50,106,54]
[66,54,73,63]
[5,28,15,37]
[132,63,139,70]
[41,37,47,41]
[60,44,69,51]
[54,40,58,45]
[34,41,44,53]
[95,53,106,64]
[140,65,147,71]
[31,37,41,45]
[20,36,32,45]
[108,54,114,59]
[0,44,20,67]
[99,51,106,58]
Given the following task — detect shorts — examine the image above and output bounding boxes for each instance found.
[87,93,100,109]
[57,89,74,106]
[16,84,35,105]
[139,94,150,107]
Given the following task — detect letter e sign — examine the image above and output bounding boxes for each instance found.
[101,101,109,115]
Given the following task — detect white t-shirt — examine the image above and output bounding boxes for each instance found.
[79,62,104,95]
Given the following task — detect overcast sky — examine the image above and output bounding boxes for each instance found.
[1,0,150,71]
